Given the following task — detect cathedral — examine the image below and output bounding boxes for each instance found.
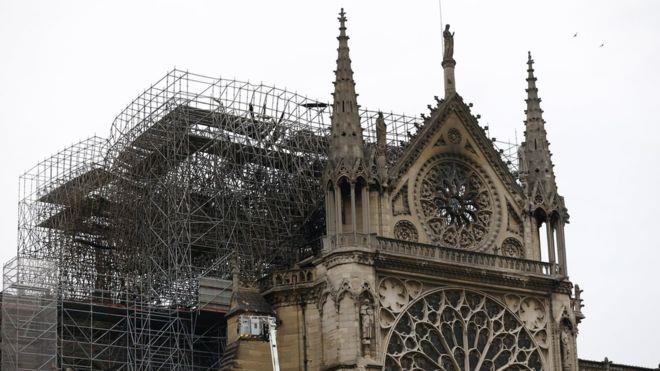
[232,9,581,370]
[219,10,649,371]
[2,8,657,371]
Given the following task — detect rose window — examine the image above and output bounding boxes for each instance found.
[385,289,543,371]
[417,160,494,249]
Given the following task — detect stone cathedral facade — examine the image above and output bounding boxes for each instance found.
[220,9,603,371]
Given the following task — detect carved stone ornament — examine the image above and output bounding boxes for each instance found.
[464,142,478,156]
[435,135,447,146]
[378,277,423,329]
[385,289,544,370]
[501,237,524,258]
[503,294,549,349]
[393,220,419,242]
[447,128,462,144]
[414,155,498,250]
[392,183,411,216]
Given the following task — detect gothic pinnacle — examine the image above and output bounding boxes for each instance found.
[329,8,364,164]
[519,51,558,198]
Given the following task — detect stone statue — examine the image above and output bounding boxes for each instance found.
[376,112,387,156]
[443,24,455,61]
[360,300,374,357]
[560,323,575,371]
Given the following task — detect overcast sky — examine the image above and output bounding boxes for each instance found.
[1,0,658,366]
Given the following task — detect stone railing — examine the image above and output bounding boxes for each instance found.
[261,267,316,291]
[375,236,559,277]
[323,233,373,249]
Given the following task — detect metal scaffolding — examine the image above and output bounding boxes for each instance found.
[1,69,520,369]
[1,70,423,369]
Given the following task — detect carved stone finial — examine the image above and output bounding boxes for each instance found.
[338,8,347,31]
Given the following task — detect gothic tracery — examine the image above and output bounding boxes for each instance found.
[394,220,419,242]
[385,289,544,371]
[416,158,495,249]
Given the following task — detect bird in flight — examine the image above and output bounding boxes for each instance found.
[573,32,578,37]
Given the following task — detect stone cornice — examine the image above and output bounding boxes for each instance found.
[262,235,574,309]
[261,280,322,308]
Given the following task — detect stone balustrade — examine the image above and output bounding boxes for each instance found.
[375,236,559,277]
[270,234,559,290]
[261,267,315,291]
[324,233,372,248]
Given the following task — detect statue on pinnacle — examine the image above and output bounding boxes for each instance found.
[443,24,455,62]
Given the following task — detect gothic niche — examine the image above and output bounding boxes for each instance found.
[501,237,524,258]
[416,159,494,249]
[394,220,419,242]
[385,289,544,371]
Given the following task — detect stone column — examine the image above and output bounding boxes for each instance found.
[442,60,456,98]
[362,185,369,234]
[325,187,335,236]
[335,183,343,235]
[546,221,556,265]
[556,220,568,276]
[350,182,357,236]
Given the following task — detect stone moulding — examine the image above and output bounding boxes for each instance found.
[262,234,567,301]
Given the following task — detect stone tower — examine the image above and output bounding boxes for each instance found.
[257,13,583,371]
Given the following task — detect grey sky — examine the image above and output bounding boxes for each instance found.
[0,0,658,366]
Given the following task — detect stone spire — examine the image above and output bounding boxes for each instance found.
[329,8,364,164]
[519,51,558,197]
[518,51,569,276]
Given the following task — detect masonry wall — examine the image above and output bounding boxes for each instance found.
[275,304,302,370]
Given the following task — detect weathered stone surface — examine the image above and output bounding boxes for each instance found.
[222,9,651,371]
